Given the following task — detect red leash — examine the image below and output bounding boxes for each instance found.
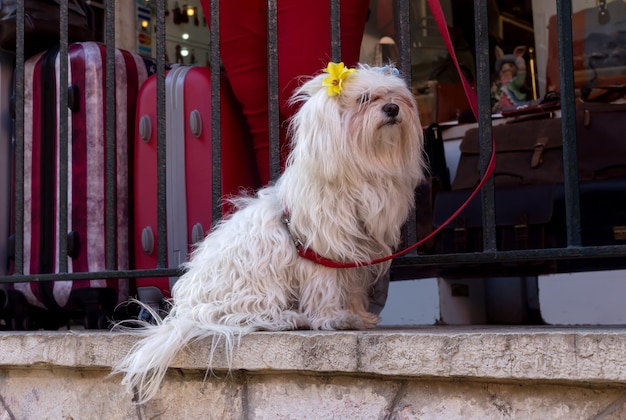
[298,0,496,268]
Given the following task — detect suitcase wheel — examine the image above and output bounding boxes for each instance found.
[10,314,34,331]
[142,227,155,255]
[84,310,110,330]
[189,109,202,138]
[71,288,117,330]
[6,290,35,331]
[139,115,152,142]
[137,286,167,324]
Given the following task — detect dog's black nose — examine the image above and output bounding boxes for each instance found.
[383,103,399,118]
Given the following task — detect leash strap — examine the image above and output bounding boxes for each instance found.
[300,0,496,268]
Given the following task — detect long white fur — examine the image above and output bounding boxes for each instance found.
[113,64,425,404]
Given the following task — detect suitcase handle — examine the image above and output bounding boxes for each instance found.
[67,231,81,259]
[68,85,80,112]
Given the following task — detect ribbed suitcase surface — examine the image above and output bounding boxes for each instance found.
[11,42,149,328]
[133,66,260,304]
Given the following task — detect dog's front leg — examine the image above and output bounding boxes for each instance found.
[298,269,371,330]
[347,292,381,329]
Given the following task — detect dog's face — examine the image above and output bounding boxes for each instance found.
[288,64,424,186]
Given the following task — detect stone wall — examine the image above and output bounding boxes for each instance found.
[0,327,625,419]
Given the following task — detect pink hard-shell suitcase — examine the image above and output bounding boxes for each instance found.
[9,42,149,329]
[133,66,260,312]
[0,50,14,326]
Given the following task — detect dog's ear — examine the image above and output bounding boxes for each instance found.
[291,74,327,104]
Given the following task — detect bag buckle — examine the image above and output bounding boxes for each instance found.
[530,137,548,168]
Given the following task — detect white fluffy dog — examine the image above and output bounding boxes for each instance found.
[114,63,424,403]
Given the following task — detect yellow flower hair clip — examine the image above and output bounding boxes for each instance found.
[322,62,357,97]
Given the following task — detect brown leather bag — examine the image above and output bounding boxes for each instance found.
[434,184,556,252]
[0,0,94,58]
[452,116,564,189]
[576,102,626,181]
[452,102,626,190]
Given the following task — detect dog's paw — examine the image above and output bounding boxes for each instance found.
[280,310,311,330]
[311,311,369,330]
[358,311,381,329]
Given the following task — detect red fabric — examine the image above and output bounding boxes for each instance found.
[200,0,369,185]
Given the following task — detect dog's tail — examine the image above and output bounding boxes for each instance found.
[112,307,249,404]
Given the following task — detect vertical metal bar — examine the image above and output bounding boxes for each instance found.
[330,0,341,62]
[58,0,69,272]
[13,0,25,275]
[156,0,168,267]
[395,0,417,250]
[105,1,117,270]
[556,0,582,247]
[210,0,222,222]
[395,0,411,77]
[474,0,496,251]
[267,0,280,181]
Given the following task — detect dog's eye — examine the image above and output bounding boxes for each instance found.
[358,94,379,105]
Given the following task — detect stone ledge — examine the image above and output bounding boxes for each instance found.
[2,326,626,385]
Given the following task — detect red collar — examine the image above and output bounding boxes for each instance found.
[281,211,367,268]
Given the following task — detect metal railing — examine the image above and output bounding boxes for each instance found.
[2,0,626,287]
[392,0,626,278]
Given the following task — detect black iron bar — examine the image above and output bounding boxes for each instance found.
[156,0,168,268]
[393,244,626,267]
[474,0,496,252]
[556,0,582,247]
[210,0,222,222]
[330,0,341,63]
[2,244,626,284]
[13,0,26,274]
[104,0,116,270]
[267,0,280,181]
[396,0,418,251]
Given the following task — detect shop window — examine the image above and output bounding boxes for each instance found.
[362,0,626,124]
